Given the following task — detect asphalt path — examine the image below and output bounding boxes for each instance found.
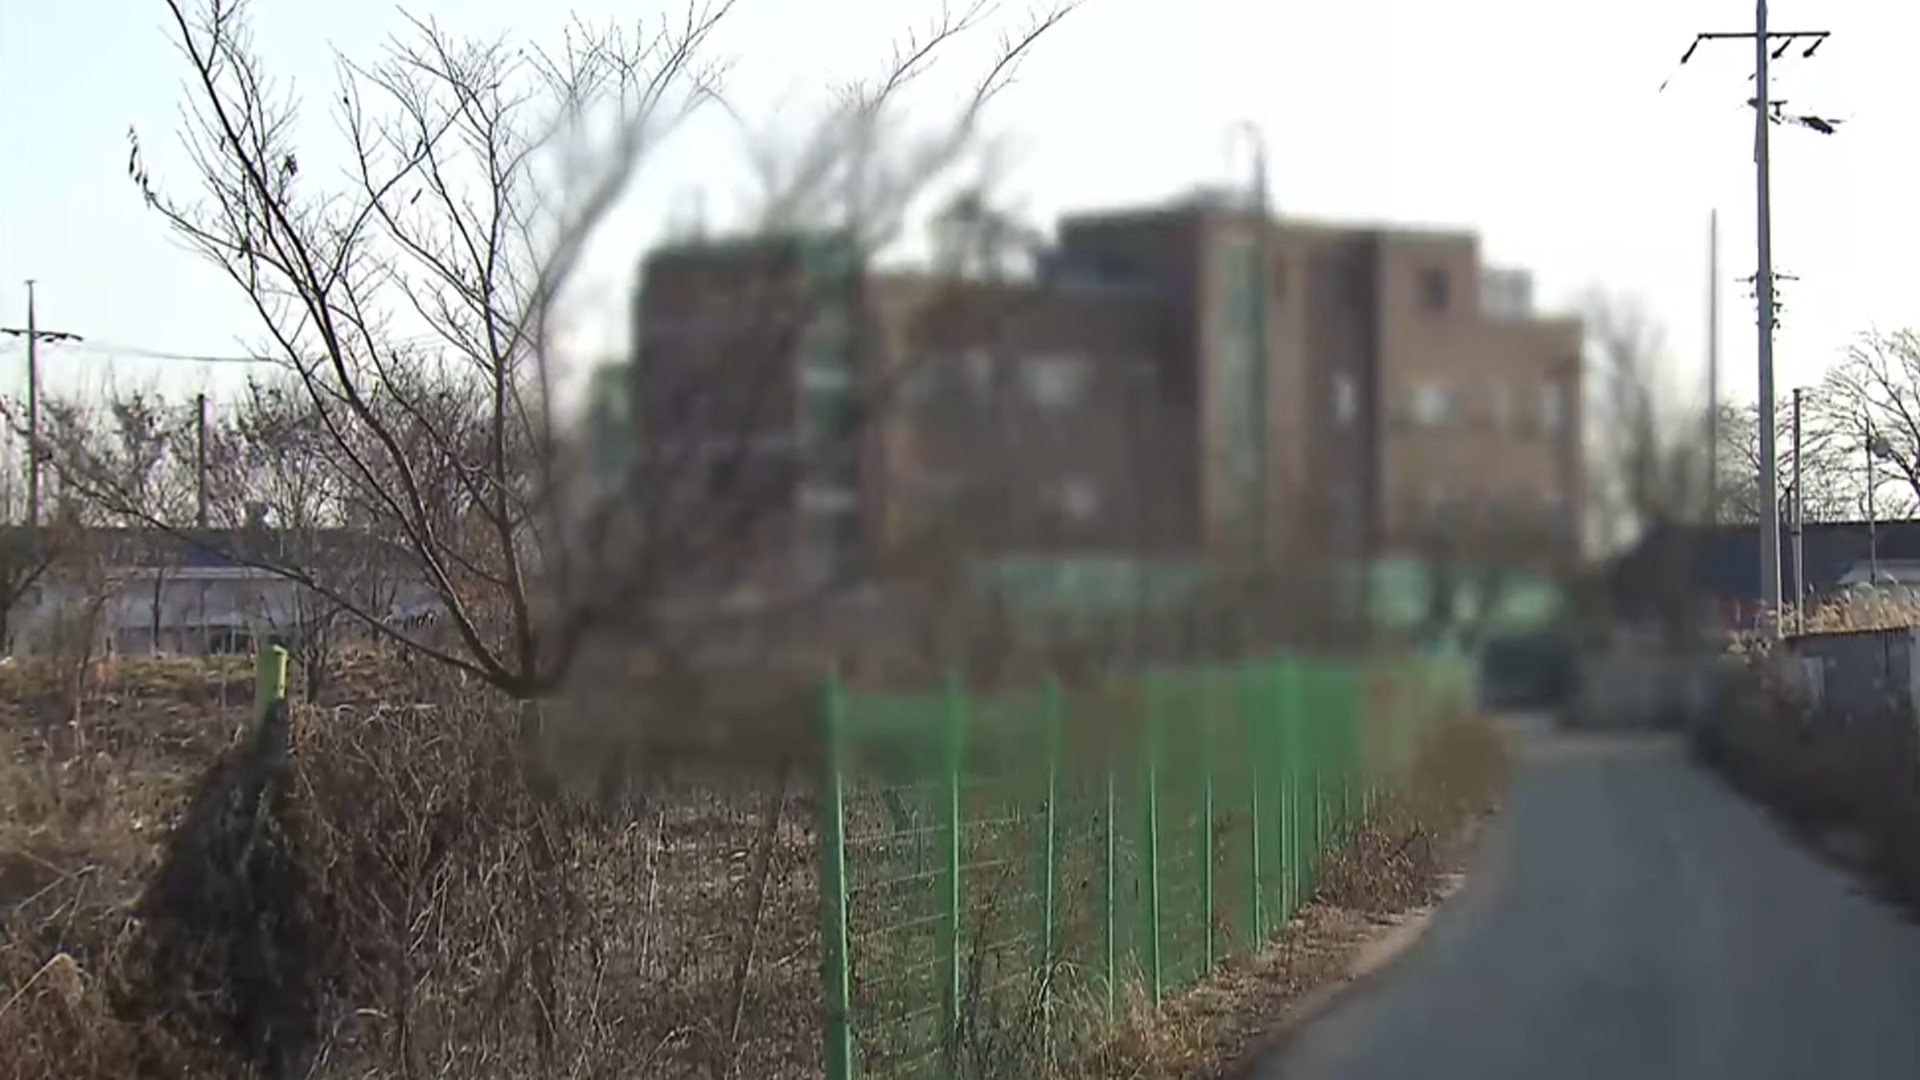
[1261,716,1920,1080]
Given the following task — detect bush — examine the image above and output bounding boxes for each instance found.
[1697,641,1920,911]
[2,659,822,1080]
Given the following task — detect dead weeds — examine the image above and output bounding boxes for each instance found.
[1698,647,1920,918]
[2,652,1503,1080]
[1,655,826,1080]
[1061,711,1510,1080]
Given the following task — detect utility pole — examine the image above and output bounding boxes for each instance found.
[1868,429,1879,586]
[1867,427,1893,589]
[196,392,209,528]
[1706,210,1721,528]
[1665,13,1833,636]
[1754,1,1783,632]
[0,281,83,526]
[1791,386,1804,632]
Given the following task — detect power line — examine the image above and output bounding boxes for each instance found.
[0,330,457,366]
[63,340,281,365]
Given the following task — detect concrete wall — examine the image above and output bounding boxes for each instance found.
[1782,627,1920,729]
[1568,651,1726,731]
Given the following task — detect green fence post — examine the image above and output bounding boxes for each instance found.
[941,672,967,1074]
[253,643,288,728]
[817,676,855,1080]
[1143,677,1164,1007]
[1276,658,1299,919]
[1039,675,1063,1053]
[1103,764,1118,1022]
[1353,666,1365,828]
[1313,661,1328,853]
[1200,678,1216,973]
[1331,666,1350,838]
[1246,666,1265,947]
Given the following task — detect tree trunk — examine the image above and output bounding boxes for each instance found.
[515,697,561,1062]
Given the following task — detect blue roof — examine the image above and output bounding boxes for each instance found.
[1613,520,1920,606]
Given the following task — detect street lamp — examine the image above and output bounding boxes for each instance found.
[1868,430,1895,585]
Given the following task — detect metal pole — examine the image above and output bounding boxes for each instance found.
[1754,0,1784,632]
[1706,210,1721,527]
[1791,387,1804,631]
[25,281,38,527]
[1868,430,1879,585]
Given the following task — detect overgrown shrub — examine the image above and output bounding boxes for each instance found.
[1699,639,1920,911]
[1317,710,1511,915]
[2,659,823,1080]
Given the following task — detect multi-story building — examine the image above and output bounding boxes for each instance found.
[629,193,1583,601]
[1055,193,1583,568]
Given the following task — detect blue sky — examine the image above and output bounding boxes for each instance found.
[1,0,1915,411]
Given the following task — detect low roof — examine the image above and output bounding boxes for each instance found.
[0,524,403,572]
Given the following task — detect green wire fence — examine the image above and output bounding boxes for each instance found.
[815,654,1473,1080]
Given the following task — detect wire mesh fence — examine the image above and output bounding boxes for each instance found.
[815,654,1474,1080]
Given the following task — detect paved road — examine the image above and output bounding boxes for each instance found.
[1263,717,1920,1080]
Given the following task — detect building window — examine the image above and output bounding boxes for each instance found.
[1330,484,1363,544]
[1489,381,1515,433]
[1332,373,1358,428]
[806,384,859,443]
[1052,478,1103,523]
[1218,239,1260,313]
[1409,380,1456,427]
[1541,384,1566,432]
[805,383,859,488]
[964,348,997,402]
[900,359,940,408]
[1021,354,1094,412]
[806,505,862,580]
[706,457,738,495]
[1419,268,1451,313]
[801,307,852,373]
[1481,269,1534,318]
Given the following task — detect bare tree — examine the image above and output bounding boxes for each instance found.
[1817,329,1920,520]
[1714,396,1860,524]
[219,380,397,700]
[0,527,66,657]
[1580,291,1710,546]
[737,1,1056,252]
[1578,290,1726,645]
[75,0,1076,700]
[109,394,200,650]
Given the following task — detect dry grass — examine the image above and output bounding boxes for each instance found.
[1787,588,1920,634]
[1060,711,1511,1080]
[0,653,824,1080]
[1698,642,1920,913]
[2,651,1496,1080]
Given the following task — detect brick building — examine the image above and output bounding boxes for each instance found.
[629,193,1583,598]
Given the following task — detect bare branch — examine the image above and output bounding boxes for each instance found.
[105,0,1079,701]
